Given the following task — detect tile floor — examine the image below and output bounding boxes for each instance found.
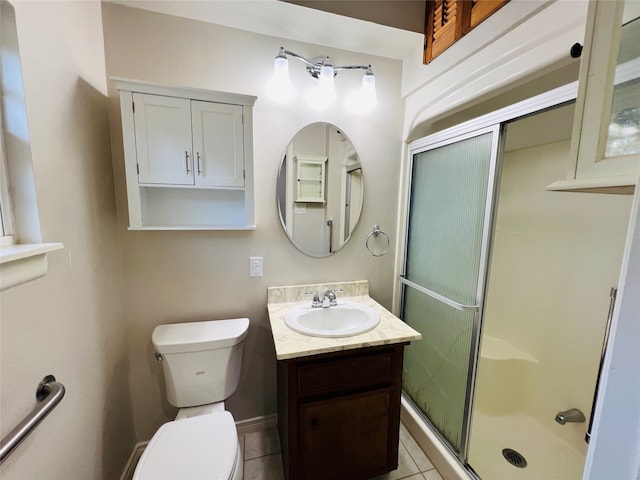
[241,422,444,480]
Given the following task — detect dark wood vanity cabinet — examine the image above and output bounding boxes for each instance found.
[277,343,407,480]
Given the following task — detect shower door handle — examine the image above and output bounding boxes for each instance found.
[399,276,479,312]
[585,287,617,443]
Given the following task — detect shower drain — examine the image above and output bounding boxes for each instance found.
[502,448,528,468]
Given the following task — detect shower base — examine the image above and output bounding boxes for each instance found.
[468,412,585,480]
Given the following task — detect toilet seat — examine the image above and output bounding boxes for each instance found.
[133,411,239,480]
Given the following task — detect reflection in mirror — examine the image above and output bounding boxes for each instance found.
[605,3,640,158]
[277,123,363,257]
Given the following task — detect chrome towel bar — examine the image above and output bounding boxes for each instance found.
[0,375,65,464]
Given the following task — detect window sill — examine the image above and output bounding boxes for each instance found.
[0,243,64,291]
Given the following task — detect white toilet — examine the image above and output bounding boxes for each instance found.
[133,317,250,480]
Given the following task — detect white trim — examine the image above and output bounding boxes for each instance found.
[119,441,148,480]
[545,175,636,193]
[113,77,257,106]
[408,82,577,152]
[0,113,15,238]
[0,242,63,263]
[235,414,278,436]
[403,1,588,139]
[583,169,640,479]
[127,225,256,231]
[401,396,472,480]
[0,243,64,291]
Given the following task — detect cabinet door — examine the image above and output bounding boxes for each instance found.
[569,0,639,189]
[191,101,244,188]
[133,93,193,185]
[299,389,394,480]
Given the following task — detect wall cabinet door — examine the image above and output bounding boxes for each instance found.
[547,0,640,193]
[191,101,244,188]
[133,93,193,185]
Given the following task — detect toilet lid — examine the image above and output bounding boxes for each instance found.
[134,412,237,480]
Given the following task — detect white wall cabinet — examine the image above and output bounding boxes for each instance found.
[295,155,327,203]
[547,0,640,194]
[115,79,256,229]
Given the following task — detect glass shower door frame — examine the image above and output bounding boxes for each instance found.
[399,123,504,462]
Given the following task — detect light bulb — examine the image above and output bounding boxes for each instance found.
[360,69,377,111]
[268,49,293,102]
[346,68,377,114]
[317,63,336,104]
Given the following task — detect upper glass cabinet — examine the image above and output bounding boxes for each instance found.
[547,0,640,194]
[605,12,640,159]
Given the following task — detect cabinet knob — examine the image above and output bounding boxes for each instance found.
[185,151,191,175]
[197,152,202,175]
[311,419,320,431]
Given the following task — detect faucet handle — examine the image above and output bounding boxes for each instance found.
[305,290,322,308]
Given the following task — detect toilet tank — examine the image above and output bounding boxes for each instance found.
[152,318,249,408]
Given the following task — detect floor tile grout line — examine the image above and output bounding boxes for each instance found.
[399,435,437,474]
[242,424,441,480]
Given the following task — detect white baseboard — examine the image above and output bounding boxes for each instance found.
[120,441,148,480]
[235,413,278,436]
[400,397,471,480]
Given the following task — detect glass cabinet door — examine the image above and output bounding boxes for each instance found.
[567,0,640,190]
[603,9,640,160]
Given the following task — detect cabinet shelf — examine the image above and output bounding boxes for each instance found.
[128,225,256,231]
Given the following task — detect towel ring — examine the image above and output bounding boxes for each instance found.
[366,225,390,257]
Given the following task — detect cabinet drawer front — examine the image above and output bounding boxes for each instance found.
[298,349,394,397]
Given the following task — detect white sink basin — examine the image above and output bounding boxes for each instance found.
[284,301,380,337]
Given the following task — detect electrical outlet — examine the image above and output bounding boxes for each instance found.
[250,256,263,277]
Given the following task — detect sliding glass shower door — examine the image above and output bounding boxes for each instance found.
[400,125,502,459]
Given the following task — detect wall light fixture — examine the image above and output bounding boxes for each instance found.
[270,47,377,112]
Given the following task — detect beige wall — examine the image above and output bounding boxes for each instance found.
[101,3,404,442]
[0,1,135,479]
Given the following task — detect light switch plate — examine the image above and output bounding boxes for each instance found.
[250,256,263,277]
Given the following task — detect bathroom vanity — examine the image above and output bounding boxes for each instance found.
[267,281,421,480]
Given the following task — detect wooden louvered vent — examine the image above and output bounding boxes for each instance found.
[424,0,509,64]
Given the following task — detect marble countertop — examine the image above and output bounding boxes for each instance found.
[267,280,421,360]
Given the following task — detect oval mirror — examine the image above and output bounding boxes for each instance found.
[277,123,363,257]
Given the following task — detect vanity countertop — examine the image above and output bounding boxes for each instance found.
[267,280,421,360]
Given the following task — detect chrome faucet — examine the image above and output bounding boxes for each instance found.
[555,408,586,425]
[321,290,338,308]
[306,288,343,308]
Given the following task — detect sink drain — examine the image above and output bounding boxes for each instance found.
[502,448,527,468]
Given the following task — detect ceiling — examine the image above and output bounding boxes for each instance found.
[281,0,425,34]
[107,0,423,60]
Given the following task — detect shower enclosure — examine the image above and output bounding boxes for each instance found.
[398,88,634,479]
